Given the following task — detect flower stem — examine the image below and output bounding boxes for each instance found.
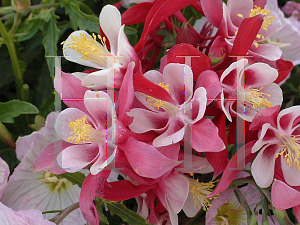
[9,12,22,35]
[50,202,80,225]
[0,17,23,99]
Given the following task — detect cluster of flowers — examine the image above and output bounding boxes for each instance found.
[1,0,300,224]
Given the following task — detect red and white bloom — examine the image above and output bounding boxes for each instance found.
[220,59,283,122]
[62,5,138,89]
[250,105,300,187]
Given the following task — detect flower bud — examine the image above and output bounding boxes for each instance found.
[176,22,198,47]
[12,0,30,13]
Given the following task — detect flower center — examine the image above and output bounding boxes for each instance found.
[143,82,179,117]
[68,115,106,144]
[40,171,71,192]
[188,178,215,211]
[277,134,300,169]
[243,87,272,109]
[237,5,275,47]
[62,33,111,66]
[213,202,246,225]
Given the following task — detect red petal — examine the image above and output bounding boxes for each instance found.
[208,140,256,198]
[134,0,198,52]
[113,1,123,9]
[231,15,263,56]
[205,112,228,179]
[133,62,176,104]
[274,59,293,84]
[122,2,154,25]
[166,44,212,80]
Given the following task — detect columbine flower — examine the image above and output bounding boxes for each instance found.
[54,90,116,175]
[220,59,283,122]
[0,112,86,225]
[128,63,224,152]
[62,5,137,89]
[250,105,300,188]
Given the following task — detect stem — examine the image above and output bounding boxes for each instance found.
[50,202,80,225]
[28,3,60,11]
[9,12,22,35]
[232,186,253,223]
[0,18,23,99]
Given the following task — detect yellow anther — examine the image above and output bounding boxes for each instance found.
[188,178,215,211]
[68,115,92,144]
[62,33,110,66]
[40,171,70,192]
[244,87,272,108]
[276,134,300,170]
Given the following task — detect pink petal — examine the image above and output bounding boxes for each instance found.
[186,87,207,123]
[281,155,300,186]
[251,145,277,188]
[58,144,99,173]
[90,146,116,175]
[227,0,252,27]
[152,118,185,147]
[99,5,121,55]
[163,63,193,105]
[251,124,279,153]
[54,70,90,114]
[33,140,72,174]
[195,70,222,105]
[118,137,179,179]
[200,0,223,28]
[177,153,214,174]
[118,62,135,126]
[250,106,280,131]
[278,105,300,133]
[127,108,168,133]
[244,63,278,87]
[250,43,282,61]
[191,119,225,153]
[272,179,300,210]
[84,90,114,129]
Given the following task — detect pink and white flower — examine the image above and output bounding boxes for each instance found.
[220,59,283,122]
[1,112,86,225]
[0,157,9,199]
[250,105,300,188]
[62,5,138,89]
[128,63,224,152]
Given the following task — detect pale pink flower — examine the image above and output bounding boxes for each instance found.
[220,59,283,122]
[0,202,55,225]
[62,5,138,89]
[128,63,224,152]
[0,157,9,198]
[250,105,300,188]
[206,184,279,225]
[1,112,86,225]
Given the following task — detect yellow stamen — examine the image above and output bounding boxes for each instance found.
[68,115,92,144]
[188,178,215,211]
[244,87,272,109]
[276,134,300,170]
[40,171,70,192]
[62,33,111,66]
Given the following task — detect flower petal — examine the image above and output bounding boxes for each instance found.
[244,63,278,87]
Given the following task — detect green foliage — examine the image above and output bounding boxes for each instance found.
[57,172,86,188]
[0,100,38,123]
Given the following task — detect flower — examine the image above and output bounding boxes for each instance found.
[128,63,224,152]
[62,5,138,89]
[0,157,9,199]
[250,105,300,188]
[54,90,116,175]
[0,112,86,225]
[219,59,283,122]
[0,202,55,225]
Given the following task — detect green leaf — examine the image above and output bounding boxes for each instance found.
[64,1,99,33]
[57,172,86,188]
[124,26,138,36]
[0,100,38,123]
[18,19,43,42]
[42,10,60,78]
[104,200,150,225]
[94,198,109,225]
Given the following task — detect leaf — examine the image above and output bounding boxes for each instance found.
[57,172,86,188]
[0,100,38,123]
[104,201,150,225]
[124,26,138,36]
[18,19,43,42]
[64,1,99,33]
[94,198,109,225]
[42,10,60,78]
